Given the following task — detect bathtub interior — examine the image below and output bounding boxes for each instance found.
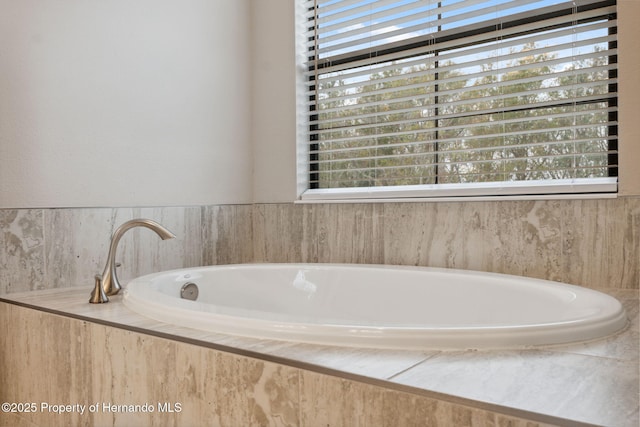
[123,264,628,350]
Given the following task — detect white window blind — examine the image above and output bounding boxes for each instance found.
[302,0,618,200]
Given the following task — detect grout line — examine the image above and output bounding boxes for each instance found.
[386,352,441,381]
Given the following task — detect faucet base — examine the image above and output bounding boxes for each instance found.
[89,275,109,304]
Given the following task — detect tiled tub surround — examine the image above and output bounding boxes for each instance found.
[0,205,255,294]
[0,197,638,426]
[1,197,639,295]
[1,286,638,427]
[252,198,640,289]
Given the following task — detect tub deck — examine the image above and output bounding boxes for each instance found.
[1,286,638,427]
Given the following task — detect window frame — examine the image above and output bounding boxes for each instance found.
[299,0,618,202]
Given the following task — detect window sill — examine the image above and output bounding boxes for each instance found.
[297,178,618,204]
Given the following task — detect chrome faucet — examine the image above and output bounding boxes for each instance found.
[89,218,176,304]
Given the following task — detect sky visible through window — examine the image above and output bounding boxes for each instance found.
[316,0,583,59]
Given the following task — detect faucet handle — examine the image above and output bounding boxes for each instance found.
[89,274,109,304]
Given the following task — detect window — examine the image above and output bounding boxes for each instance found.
[301,0,618,200]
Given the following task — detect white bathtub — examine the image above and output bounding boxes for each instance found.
[123,264,628,350]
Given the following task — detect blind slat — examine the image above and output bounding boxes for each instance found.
[309,21,616,88]
[309,3,616,67]
[311,86,617,130]
[314,0,528,44]
[311,121,618,156]
[311,62,616,114]
[314,0,550,57]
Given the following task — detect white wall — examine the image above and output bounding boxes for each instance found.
[250,0,299,203]
[0,0,253,208]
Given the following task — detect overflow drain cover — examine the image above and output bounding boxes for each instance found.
[180,282,199,301]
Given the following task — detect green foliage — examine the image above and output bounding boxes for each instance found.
[314,42,613,188]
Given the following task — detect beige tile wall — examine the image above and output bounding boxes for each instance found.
[0,205,254,294]
[253,197,640,289]
[1,197,638,294]
[0,302,560,427]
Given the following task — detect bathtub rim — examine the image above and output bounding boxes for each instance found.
[122,263,629,351]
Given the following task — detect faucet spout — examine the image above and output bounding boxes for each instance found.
[97,218,175,299]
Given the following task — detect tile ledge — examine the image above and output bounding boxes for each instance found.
[1,287,637,427]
